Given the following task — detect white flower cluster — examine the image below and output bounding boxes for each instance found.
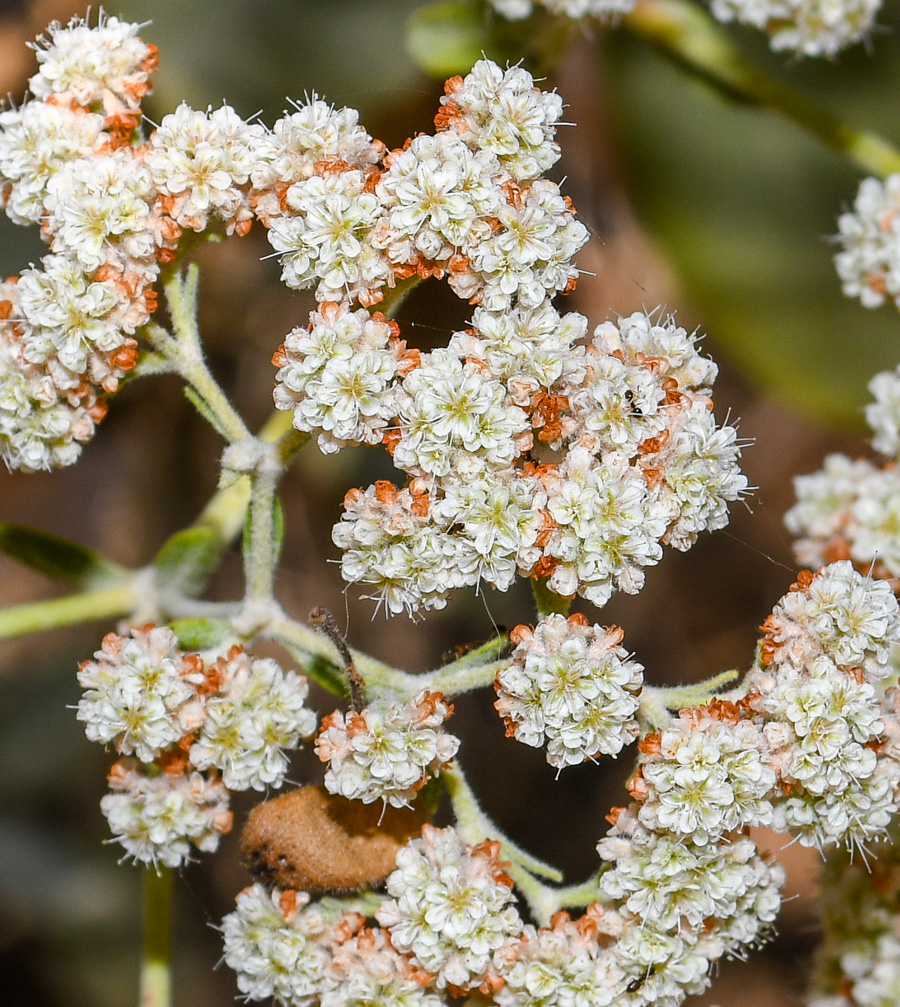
[806,825,900,1007]
[0,15,159,470]
[223,828,523,1003]
[314,690,460,806]
[0,16,284,470]
[77,627,316,865]
[835,175,900,310]
[375,825,522,989]
[631,702,775,842]
[596,805,785,1004]
[786,365,900,585]
[709,0,881,56]
[103,754,232,869]
[494,613,643,768]
[746,562,900,850]
[273,301,417,454]
[486,0,878,56]
[222,885,331,1006]
[223,884,444,1007]
[329,308,746,615]
[487,0,635,20]
[261,59,582,309]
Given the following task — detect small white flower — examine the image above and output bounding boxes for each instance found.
[148,102,265,233]
[488,0,636,22]
[0,101,105,225]
[635,706,775,842]
[392,347,529,478]
[44,151,154,273]
[866,364,900,459]
[273,301,404,453]
[29,14,156,112]
[835,174,900,308]
[438,59,564,182]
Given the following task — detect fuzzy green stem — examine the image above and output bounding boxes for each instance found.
[140,867,173,1007]
[147,267,252,444]
[268,613,415,695]
[555,874,605,910]
[194,410,297,550]
[648,668,740,711]
[422,657,509,697]
[244,468,280,606]
[531,578,572,620]
[444,763,563,883]
[0,583,138,640]
[623,0,900,178]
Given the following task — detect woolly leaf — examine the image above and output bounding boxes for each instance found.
[0,523,127,588]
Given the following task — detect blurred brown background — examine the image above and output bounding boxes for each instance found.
[2,0,899,1004]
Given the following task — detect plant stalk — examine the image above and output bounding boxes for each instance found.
[139,867,173,1007]
[624,0,900,178]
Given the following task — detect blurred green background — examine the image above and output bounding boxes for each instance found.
[2,1,900,1004]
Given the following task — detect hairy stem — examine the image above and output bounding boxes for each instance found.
[148,267,252,444]
[244,466,280,607]
[624,0,900,178]
[139,867,173,1007]
[531,577,572,620]
[444,763,563,883]
[0,582,137,641]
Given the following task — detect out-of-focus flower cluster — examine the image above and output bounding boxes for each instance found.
[786,364,900,585]
[835,175,900,312]
[314,689,460,807]
[806,820,900,1007]
[77,627,316,866]
[487,0,635,20]
[484,0,881,56]
[709,0,881,56]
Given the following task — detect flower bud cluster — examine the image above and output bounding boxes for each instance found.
[314,690,460,807]
[327,306,746,615]
[806,820,900,1007]
[787,365,900,582]
[835,174,900,311]
[494,612,643,768]
[77,627,316,866]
